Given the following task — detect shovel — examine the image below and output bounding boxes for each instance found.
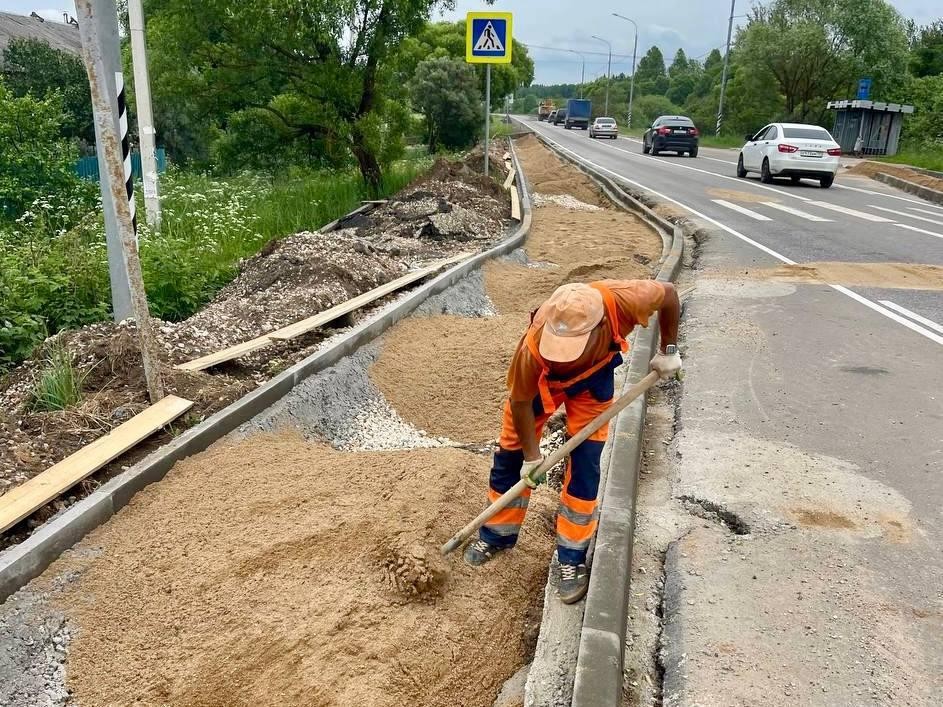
[441,369,663,555]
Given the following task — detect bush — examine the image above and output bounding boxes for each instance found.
[632,95,685,128]
[411,57,482,152]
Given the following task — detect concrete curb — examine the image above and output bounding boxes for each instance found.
[523,126,684,706]
[0,143,533,604]
[873,172,943,206]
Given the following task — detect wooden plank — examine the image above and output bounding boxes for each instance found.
[0,395,193,534]
[269,252,471,341]
[503,169,516,190]
[174,334,274,373]
[511,186,522,221]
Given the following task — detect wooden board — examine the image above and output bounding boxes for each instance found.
[503,169,516,190]
[174,334,275,373]
[0,395,193,534]
[269,252,471,341]
[510,186,522,221]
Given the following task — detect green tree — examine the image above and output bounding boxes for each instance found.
[910,20,943,78]
[0,83,82,221]
[635,46,669,95]
[667,49,700,105]
[411,57,481,152]
[633,94,684,127]
[144,0,440,189]
[1,38,94,146]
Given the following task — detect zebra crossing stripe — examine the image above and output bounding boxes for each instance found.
[115,72,137,236]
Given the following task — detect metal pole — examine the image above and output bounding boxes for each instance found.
[568,50,585,99]
[484,63,491,177]
[613,15,638,128]
[81,0,132,321]
[127,0,161,229]
[716,0,736,136]
[76,0,164,402]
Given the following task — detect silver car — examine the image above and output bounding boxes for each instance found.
[589,117,618,139]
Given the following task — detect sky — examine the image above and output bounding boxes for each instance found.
[2,0,939,84]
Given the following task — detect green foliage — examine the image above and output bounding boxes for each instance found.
[411,57,482,152]
[635,46,669,96]
[1,38,94,146]
[0,160,427,370]
[0,83,89,222]
[666,49,700,106]
[896,74,943,149]
[29,343,86,412]
[909,20,943,78]
[633,95,685,128]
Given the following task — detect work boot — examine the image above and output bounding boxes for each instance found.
[464,539,507,567]
[558,563,589,604]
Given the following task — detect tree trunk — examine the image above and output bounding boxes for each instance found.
[351,128,382,194]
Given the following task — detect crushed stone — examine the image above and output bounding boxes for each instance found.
[532,193,603,211]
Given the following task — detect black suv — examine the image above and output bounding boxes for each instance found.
[552,109,567,126]
[643,115,700,157]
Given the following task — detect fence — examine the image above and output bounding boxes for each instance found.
[76,148,167,181]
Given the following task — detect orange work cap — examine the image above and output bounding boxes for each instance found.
[538,283,604,363]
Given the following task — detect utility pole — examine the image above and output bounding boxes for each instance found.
[613,14,638,128]
[716,0,736,136]
[127,0,161,229]
[592,35,612,115]
[567,50,586,98]
[484,63,491,177]
[76,0,164,403]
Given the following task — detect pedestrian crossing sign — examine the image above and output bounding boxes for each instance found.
[466,12,513,64]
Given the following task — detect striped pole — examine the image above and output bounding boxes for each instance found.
[115,71,137,239]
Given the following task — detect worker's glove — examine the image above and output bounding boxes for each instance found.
[650,350,683,380]
[520,457,545,488]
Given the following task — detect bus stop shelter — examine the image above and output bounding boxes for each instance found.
[827,100,914,156]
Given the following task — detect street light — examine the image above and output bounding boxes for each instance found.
[566,49,586,99]
[612,13,638,129]
[716,0,737,135]
[591,35,612,116]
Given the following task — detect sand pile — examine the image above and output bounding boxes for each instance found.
[52,431,553,707]
[848,161,943,192]
[732,261,943,290]
[370,314,525,443]
[513,134,605,207]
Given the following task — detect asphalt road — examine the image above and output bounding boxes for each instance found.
[521,116,943,703]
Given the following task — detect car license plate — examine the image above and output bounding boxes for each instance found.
[800,150,821,157]
[673,129,686,134]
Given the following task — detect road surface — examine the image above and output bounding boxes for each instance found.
[523,116,942,705]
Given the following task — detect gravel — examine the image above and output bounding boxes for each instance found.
[532,192,603,212]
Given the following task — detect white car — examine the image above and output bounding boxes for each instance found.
[737,123,841,188]
[589,117,618,139]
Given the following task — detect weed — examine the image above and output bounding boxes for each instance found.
[29,342,86,412]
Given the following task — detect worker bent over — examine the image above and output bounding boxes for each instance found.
[464,280,681,604]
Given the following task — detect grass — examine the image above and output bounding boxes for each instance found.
[698,134,744,149]
[29,343,85,412]
[875,147,943,173]
[0,158,430,371]
[490,117,517,138]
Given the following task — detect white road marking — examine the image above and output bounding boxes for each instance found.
[869,205,943,226]
[526,127,943,347]
[712,199,772,220]
[879,301,943,334]
[806,201,893,222]
[909,206,943,216]
[894,223,943,241]
[762,202,832,222]
[835,181,943,209]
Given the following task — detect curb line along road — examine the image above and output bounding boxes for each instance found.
[0,142,535,603]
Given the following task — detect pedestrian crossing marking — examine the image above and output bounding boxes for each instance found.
[761,202,832,222]
[806,201,893,222]
[712,200,771,221]
[870,205,943,226]
[473,22,504,52]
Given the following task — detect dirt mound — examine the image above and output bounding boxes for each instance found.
[848,161,943,192]
[53,431,554,707]
[513,134,606,207]
[370,314,525,443]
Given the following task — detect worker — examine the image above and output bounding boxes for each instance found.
[464,280,681,604]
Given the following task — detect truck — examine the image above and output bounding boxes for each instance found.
[537,99,556,122]
[564,99,592,130]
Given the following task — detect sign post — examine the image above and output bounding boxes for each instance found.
[466,12,513,178]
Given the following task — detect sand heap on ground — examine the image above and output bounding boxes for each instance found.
[54,431,553,707]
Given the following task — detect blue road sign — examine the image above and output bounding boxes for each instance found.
[857,78,872,100]
[466,12,513,64]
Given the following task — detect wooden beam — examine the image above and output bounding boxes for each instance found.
[268,252,471,341]
[0,395,193,534]
[510,186,521,221]
[174,334,275,373]
[503,169,516,190]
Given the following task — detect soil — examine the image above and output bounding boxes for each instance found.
[848,161,943,192]
[0,146,513,546]
[731,261,943,290]
[706,187,780,204]
[48,431,555,707]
